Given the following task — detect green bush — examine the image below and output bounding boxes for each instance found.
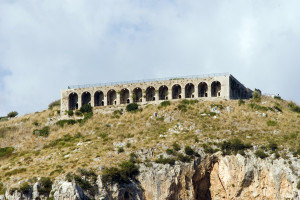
[184,146,194,156]
[0,147,14,158]
[202,144,218,154]
[288,102,300,113]
[172,142,181,151]
[297,180,300,190]
[7,111,18,118]
[177,104,187,112]
[5,168,26,176]
[155,155,175,165]
[0,182,5,195]
[220,139,252,155]
[126,103,138,112]
[176,153,191,163]
[166,149,174,155]
[39,177,52,196]
[75,110,83,116]
[19,182,31,195]
[266,120,277,126]
[268,141,278,151]
[118,147,124,153]
[80,104,93,114]
[255,150,268,159]
[248,103,269,111]
[238,99,245,106]
[252,91,261,102]
[160,101,171,107]
[56,119,77,127]
[274,95,282,100]
[67,110,74,116]
[102,160,139,184]
[181,99,198,105]
[33,126,50,137]
[48,100,60,109]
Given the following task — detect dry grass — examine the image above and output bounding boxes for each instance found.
[0,96,299,186]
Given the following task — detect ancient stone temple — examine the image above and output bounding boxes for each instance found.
[60,73,252,113]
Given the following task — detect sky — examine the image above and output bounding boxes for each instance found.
[0,0,300,116]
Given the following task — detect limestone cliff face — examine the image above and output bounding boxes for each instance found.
[1,152,299,200]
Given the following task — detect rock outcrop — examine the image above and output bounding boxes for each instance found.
[2,152,299,200]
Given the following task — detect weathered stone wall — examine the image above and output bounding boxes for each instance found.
[60,74,251,114]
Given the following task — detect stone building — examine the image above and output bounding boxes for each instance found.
[60,73,252,113]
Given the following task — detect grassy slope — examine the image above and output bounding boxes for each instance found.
[0,96,299,186]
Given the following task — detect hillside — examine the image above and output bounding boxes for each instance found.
[0,95,299,199]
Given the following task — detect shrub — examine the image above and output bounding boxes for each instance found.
[67,110,74,116]
[19,182,31,195]
[0,182,5,195]
[297,180,300,190]
[238,99,245,106]
[39,177,52,196]
[288,102,300,113]
[220,139,252,155]
[155,155,175,165]
[80,104,93,113]
[166,149,174,155]
[0,147,14,158]
[268,141,278,151]
[126,103,139,112]
[48,100,60,109]
[118,147,124,153]
[33,126,50,137]
[181,99,198,105]
[7,111,18,118]
[266,120,277,126]
[274,95,282,100]
[184,146,194,156]
[248,103,269,111]
[56,119,77,127]
[102,160,139,184]
[172,142,181,151]
[177,104,187,112]
[252,91,261,102]
[202,144,218,154]
[176,153,191,163]
[75,110,83,116]
[160,101,171,107]
[255,150,268,159]
[5,168,26,176]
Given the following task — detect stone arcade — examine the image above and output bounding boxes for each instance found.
[60,73,252,114]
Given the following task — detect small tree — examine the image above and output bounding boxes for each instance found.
[126,103,138,112]
[7,111,18,118]
[252,91,261,102]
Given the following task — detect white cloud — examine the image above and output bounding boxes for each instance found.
[0,0,299,115]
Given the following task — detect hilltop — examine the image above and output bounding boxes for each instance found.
[0,95,299,199]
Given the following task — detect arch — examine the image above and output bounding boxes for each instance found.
[211,81,221,97]
[81,91,91,106]
[172,84,182,99]
[159,85,168,100]
[120,88,130,104]
[94,91,104,107]
[107,90,117,105]
[198,82,208,97]
[69,93,78,110]
[185,83,195,98]
[133,87,142,103]
[146,86,155,101]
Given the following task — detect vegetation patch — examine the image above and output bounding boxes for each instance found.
[219,139,252,155]
[288,102,300,113]
[126,103,139,112]
[7,111,18,118]
[255,150,268,159]
[19,182,31,195]
[159,101,171,108]
[44,133,82,148]
[5,168,26,176]
[48,100,60,109]
[38,177,53,196]
[155,155,175,165]
[0,147,14,158]
[266,120,277,126]
[248,103,270,111]
[102,159,139,185]
[33,126,50,137]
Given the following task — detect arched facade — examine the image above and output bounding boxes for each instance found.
[172,84,182,99]
[185,83,195,98]
[69,93,78,110]
[82,92,91,106]
[146,86,155,101]
[159,85,168,100]
[211,81,221,97]
[61,74,252,113]
[107,90,117,105]
[198,82,208,97]
[133,87,142,102]
[120,88,130,104]
[94,91,104,106]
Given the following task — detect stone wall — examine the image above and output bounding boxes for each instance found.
[60,74,250,114]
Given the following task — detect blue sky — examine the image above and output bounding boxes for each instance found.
[0,0,300,115]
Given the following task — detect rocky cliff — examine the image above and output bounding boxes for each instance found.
[1,150,299,200]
